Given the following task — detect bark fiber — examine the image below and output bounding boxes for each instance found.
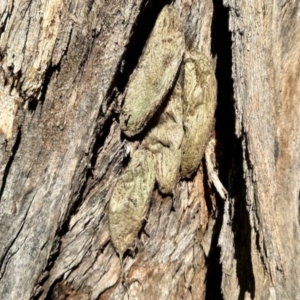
[0,0,299,300]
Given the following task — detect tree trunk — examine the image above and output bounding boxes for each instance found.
[0,0,299,299]
[216,1,300,299]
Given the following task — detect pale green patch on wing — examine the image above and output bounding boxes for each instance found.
[120,6,185,137]
[180,51,217,178]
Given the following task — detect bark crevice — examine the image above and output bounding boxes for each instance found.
[115,0,173,94]
[204,0,236,299]
[233,136,255,299]
[0,129,21,200]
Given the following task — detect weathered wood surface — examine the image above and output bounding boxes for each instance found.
[219,1,300,299]
[0,1,214,299]
[1,0,300,299]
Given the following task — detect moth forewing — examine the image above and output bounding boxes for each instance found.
[143,80,184,195]
[180,50,217,178]
[109,149,155,259]
[119,6,185,137]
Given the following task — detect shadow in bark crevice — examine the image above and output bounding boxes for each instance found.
[204,1,234,299]
[99,0,174,119]
[114,0,173,94]
[28,63,61,111]
[208,1,255,300]
[232,136,255,300]
[202,158,223,300]
[0,129,21,200]
[205,1,252,299]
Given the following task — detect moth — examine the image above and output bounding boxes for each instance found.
[180,50,217,178]
[119,6,185,137]
[109,149,155,260]
[143,79,184,195]
[109,5,216,262]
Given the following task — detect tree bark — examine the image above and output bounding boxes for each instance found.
[216,1,300,299]
[0,0,299,300]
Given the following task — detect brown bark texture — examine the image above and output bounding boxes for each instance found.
[0,0,299,300]
[218,1,300,299]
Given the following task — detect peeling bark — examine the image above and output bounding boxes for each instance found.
[0,0,299,300]
[217,1,300,299]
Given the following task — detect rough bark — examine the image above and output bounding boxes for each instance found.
[217,1,300,299]
[0,0,299,300]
